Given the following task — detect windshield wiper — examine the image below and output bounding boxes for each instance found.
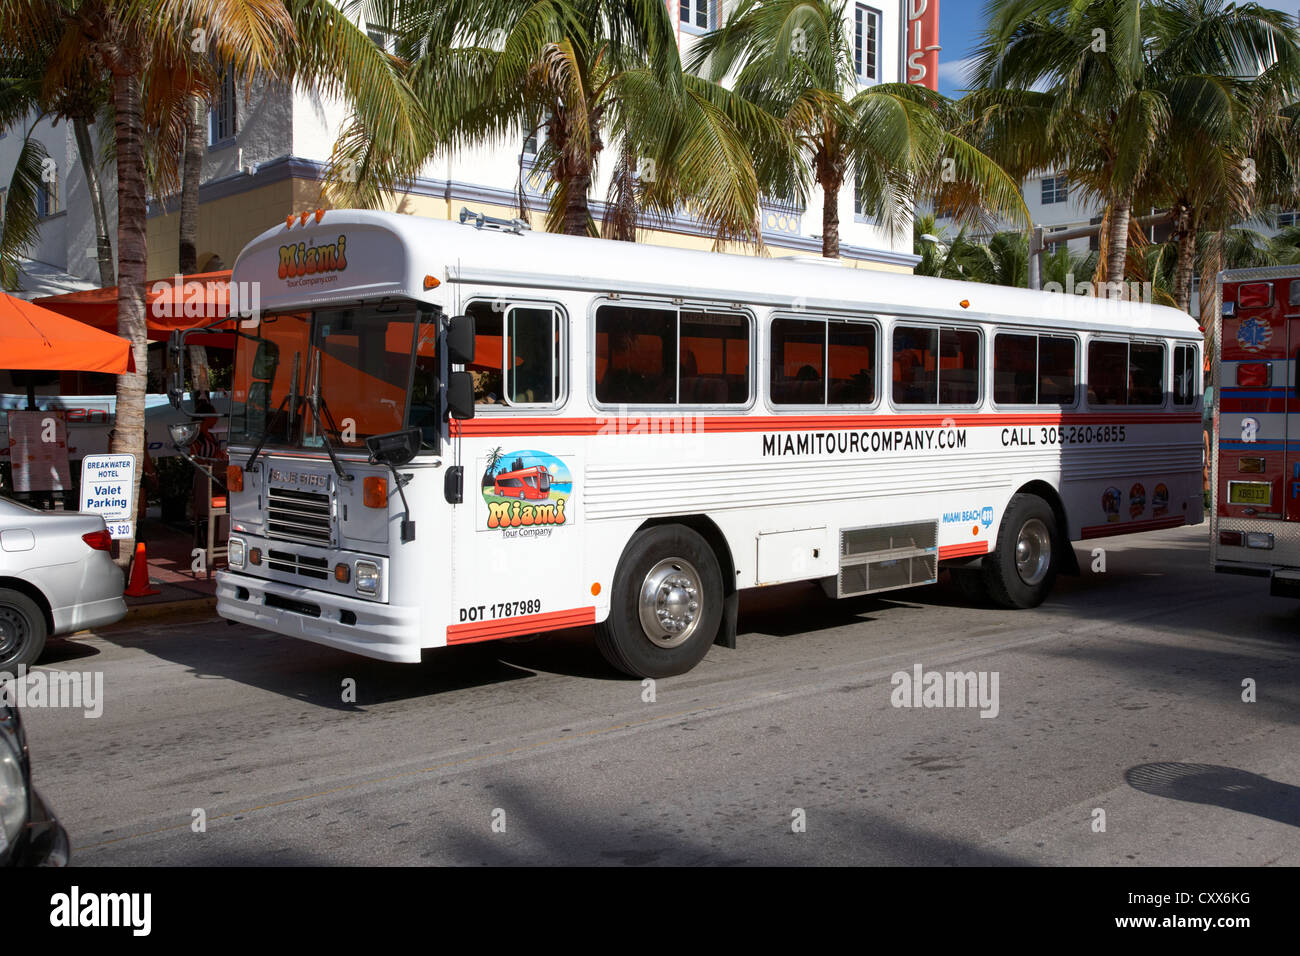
[308,349,351,483]
[246,351,300,472]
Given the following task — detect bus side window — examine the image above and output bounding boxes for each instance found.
[1173,344,1197,405]
[892,326,937,404]
[1087,340,1128,405]
[507,306,557,404]
[466,301,504,405]
[1038,336,1077,405]
[1128,342,1164,406]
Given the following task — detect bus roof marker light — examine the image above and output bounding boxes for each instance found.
[315,208,324,223]
[299,210,310,226]
[285,214,294,229]
[424,275,440,290]
[960,299,970,309]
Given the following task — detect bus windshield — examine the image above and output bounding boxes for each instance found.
[230,302,437,450]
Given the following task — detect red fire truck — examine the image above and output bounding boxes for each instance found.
[1211,265,1300,596]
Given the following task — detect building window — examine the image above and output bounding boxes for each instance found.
[853,180,875,222]
[679,0,714,30]
[1041,175,1068,205]
[854,5,881,81]
[1280,210,1298,228]
[38,168,59,217]
[892,326,981,406]
[993,333,1076,405]
[210,62,237,144]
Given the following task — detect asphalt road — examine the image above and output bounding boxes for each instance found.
[20,524,1300,865]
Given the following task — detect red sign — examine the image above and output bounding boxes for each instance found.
[907,0,941,91]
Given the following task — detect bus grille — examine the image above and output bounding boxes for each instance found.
[266,549,330,580]
[266,487,332,545]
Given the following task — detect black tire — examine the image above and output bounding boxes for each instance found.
[0,588,49,670]
[948,566,988,605]
[595,525,723,678]
[982,493,1059,609]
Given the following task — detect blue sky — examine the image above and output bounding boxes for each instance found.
[937,0,1300,97]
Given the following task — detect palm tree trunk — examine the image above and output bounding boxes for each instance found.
[821,172,842,258]
[72,116,115,287]
[1172,205,1197,315]
[563,167,593,236]
[110,69,150,567]
[178,94,205,274]
[1105,196,1132,292]
[1200,229,1225,376]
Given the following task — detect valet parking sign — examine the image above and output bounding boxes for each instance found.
[80,454,136,539]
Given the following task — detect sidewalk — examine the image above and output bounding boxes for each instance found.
[119,512,221,621]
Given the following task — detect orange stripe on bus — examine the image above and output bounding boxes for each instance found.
[1080,515,1186,539]
[446,606,596,645]
[938,541,990,560]
[452,412,1202,438]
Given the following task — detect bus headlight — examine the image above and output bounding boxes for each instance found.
[355,561,381,595]
[228,537,245,569]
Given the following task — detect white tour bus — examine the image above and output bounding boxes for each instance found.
[171,209,1203,678]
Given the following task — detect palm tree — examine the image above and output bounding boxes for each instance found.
[1,0,293,562]
[177,0,431,272]
[971,0,1300,293]
[689,0,1028,258]
[354,0,770,245]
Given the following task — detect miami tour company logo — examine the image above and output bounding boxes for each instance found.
[891,664,1000,718]
[50,887,151,936]
[480,449,572,537]
[278,233,348,282]
[1,666,103,718]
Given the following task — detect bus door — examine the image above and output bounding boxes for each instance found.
[1219,278,1290,520]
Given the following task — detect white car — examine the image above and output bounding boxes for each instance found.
[0,498,126,669]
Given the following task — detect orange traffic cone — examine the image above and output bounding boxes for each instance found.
[124,541,161,597]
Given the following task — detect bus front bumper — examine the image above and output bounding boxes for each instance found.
[216,570,424,662]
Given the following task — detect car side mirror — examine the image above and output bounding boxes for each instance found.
[447,314,475,365]
[446,370,475,420]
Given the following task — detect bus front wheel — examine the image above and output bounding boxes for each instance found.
[983,494,1058,609]
[596,525,723,678]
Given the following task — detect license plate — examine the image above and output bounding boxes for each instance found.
[1228,481,1272,505]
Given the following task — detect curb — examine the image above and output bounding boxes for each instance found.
[121,596,218,623]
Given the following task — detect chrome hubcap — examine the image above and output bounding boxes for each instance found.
[638,557,702,648]
[1015,518,1052,586]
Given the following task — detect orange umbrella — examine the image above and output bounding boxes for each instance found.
[34,270,233,340]
[1,291,133,373]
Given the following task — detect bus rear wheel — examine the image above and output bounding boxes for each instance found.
[595,525,723,678]
[983,493,1058,609]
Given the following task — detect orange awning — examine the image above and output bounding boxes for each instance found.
[34,271,234,341]
[1,292,133,373]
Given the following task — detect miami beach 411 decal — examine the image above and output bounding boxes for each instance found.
[480,449,572,538]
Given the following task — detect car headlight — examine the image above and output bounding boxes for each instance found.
[0,726,29,856]
[355,560,380,595]
[228,537,245,569]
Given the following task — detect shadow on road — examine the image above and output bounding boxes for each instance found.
[1125,762,1300,828]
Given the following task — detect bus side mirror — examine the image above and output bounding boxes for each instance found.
[365,428,421,466]
[446,370,475,420]
[447,315,475,365]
